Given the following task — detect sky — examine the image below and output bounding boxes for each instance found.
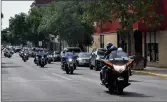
[2,1,34,30]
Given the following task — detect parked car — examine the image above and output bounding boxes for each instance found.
[61,47,82,57]
[76,52,91,66]
[89,48,107,71]
[53,51,61,62]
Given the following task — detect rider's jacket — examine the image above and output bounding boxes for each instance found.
[104,46,117,58]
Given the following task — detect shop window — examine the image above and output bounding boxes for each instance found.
[147,43,159,62]
[146,32,159,62]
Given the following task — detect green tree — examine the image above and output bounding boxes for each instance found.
[8,13,28,45]
[38,1,93,50]
[26,7,47,46]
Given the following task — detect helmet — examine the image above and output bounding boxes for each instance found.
[117,47,123,51]
[106,42,113,49]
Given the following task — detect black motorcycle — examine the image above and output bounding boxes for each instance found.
[100,51,134,94]
[4,51,12,58]
[61,52,77,74]
[34,55,39,65]
[38,54,47,67]
[22,53,29,62]
[47,54,53,64]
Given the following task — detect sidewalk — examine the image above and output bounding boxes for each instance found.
[134,67,167,78]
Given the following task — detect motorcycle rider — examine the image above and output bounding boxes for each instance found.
[101,42,117,85]
[61,51,76,69]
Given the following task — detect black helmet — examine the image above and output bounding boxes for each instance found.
[106,42,113,49]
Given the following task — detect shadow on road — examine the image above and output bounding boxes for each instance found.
[1,65,22,68]
[105,91,152,98]
[120,91,152,98]
[129,80,141,82]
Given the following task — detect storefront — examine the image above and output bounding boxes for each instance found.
[142,31,167,67]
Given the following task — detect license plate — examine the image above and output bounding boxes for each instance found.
[117,77,124,81]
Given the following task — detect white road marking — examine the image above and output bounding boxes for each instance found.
[51,73,72,80]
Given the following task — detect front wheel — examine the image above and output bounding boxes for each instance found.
[40,64,45,67]
[66,70,69,74]
[108,85,114,93]
[117,88,123,95]
[89,63,93,70]
[48,60,51,64]
[70,70,73,74]
[94,64,99,71]
[70,67,74,74]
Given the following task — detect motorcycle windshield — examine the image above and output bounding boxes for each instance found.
[109,51,130,65]
[64,56,74,59]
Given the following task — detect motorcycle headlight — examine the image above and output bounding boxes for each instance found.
[113,65,126,73]
[68,59,73,62]
[42,57,44,58]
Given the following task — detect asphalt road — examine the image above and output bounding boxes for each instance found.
[2,53,167,102]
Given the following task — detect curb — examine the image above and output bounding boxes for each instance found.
[134,71,167,78]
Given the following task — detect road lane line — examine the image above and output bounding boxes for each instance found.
[51,73,72,80]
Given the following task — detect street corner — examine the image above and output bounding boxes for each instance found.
[133,70,167,78]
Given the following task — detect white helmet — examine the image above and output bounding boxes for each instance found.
[117,47,123,51]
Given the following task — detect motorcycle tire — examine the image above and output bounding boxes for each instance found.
[48,61,51,64]
[66,70,69,74]
[40,64,45,67]
[108,86,114,93]
[94,64,99,71]
[89,63,93,70]
[117,88,123,95]
[70,69,73,74]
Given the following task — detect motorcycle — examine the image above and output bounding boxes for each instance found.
[61,52,77,74]
[100,51,134,94]
[47,55,53,64]
[19,51,24,58]
[4,51,12,58]
[34,56,39,65]
[38,54,47,67]
[22,53,29,62]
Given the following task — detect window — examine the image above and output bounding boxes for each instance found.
[146,32,159,62]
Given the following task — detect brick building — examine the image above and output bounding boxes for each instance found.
[90,0,167,67]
